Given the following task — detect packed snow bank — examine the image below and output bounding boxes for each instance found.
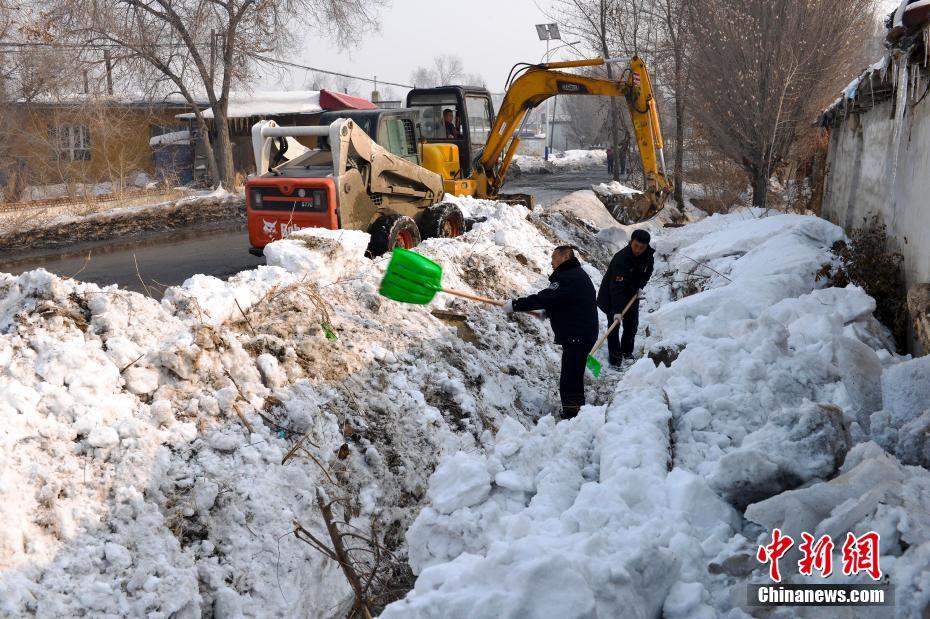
[513,149,607,174]
[546,190,621,231]
[0,197,614,616]
[384,210,929,618]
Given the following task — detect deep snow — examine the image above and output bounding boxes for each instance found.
[382,209,930,619]
[1,195,929,618]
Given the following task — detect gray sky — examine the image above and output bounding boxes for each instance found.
[270,0,574,95]
[261,0,903,96]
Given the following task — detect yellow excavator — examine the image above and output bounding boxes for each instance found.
[246,56,670,255]
[409,55,671,221]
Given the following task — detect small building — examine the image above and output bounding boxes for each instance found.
[818,3,930,352]
[177,89,377,180]
[0,95,194,201]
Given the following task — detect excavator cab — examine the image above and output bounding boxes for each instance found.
[406,86,495,183]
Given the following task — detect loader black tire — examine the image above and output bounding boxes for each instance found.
[367,214,422,257]
[417,203,465,240]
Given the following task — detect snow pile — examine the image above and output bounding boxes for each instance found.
[546,190,621,231]
[384,210,930,618]
[592,180,641,197]
[0,196,609,616]
[148,131,191,148]
[513,149,607,174]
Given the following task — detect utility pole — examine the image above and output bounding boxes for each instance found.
[104,50,113,95]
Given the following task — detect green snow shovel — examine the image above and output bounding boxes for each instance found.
[379,247,504,307]
[586,292,639,379]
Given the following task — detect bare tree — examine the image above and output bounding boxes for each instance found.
[55,0,383,188]
[432,54,464,85]
[462,72,487,88]
[409,55,481,88]
[687,0,875,209]
[548,0,625,180]
[409,66,436,88]
[651,0,689,204]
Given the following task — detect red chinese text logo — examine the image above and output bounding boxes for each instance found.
[756,530,882,582]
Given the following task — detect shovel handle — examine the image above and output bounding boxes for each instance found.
[589,292,639,356]
[442,287,505,306]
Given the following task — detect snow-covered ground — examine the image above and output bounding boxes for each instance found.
[0,194,625,616]
[513,149,608,174]
[382,210,930,618]
[2,193,928,617]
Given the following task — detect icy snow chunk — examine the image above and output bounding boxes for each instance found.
[426,452,491,514]
[207,431,240,453]
[745,443,905,541]
[881,355,930,428]
[709,403,849,509]
[213,586,244,618]
[895,411,930,468]
[87,425,120,448]
[834,336,883,430]
[666,469,740,531]
[193,479,220,514]
[104,542,132,569]
[264,228,369,287]
[255,354,284,389]
[123,366,160,395]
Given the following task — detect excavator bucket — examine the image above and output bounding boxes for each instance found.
[605,189,668,225]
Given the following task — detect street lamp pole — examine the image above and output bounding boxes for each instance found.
[535,23,561,161]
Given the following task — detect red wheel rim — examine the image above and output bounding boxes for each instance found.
[441,217,462,238]
[396,229,415,249]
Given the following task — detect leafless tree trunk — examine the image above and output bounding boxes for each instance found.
[686,0,875,209]
[53,0,383,188]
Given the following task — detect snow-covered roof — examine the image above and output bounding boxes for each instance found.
[178,91,323,120]
[9,92,194,107]
[175,89,377,121]
[819,55,894,125]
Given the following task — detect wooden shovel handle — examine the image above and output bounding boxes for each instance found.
[442,287,505,306]
[589,292,639,356]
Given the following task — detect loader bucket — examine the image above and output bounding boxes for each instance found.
[379,248,444,305]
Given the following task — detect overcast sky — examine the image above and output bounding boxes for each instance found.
[265,0,572,96]
[260,0,904,97]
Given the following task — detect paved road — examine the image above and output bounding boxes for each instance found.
[507,168,616,206]
[1,223,263,295]
[0,169,608,297]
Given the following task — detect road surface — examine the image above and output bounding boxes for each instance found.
[1,169,610,297]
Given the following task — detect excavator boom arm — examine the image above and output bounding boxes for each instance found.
[478,56,670,198]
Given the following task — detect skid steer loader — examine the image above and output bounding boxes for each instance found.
[246,109,465,256]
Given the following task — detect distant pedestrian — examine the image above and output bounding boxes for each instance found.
[618,146,628,176]
[596,229,655,365]
[505,246,598,419]
[606,147,615,175]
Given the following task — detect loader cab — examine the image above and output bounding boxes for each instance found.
[317,108,420,164]
[405,86,495,178]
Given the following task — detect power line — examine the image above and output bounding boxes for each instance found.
[0,40,414,88]
[247,53,413,89]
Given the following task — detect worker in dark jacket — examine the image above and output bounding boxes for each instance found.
[504,246,598,419]
[597,229,655,365]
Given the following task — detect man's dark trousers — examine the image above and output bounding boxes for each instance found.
[607,297,639,362]
[560,343,590,418]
